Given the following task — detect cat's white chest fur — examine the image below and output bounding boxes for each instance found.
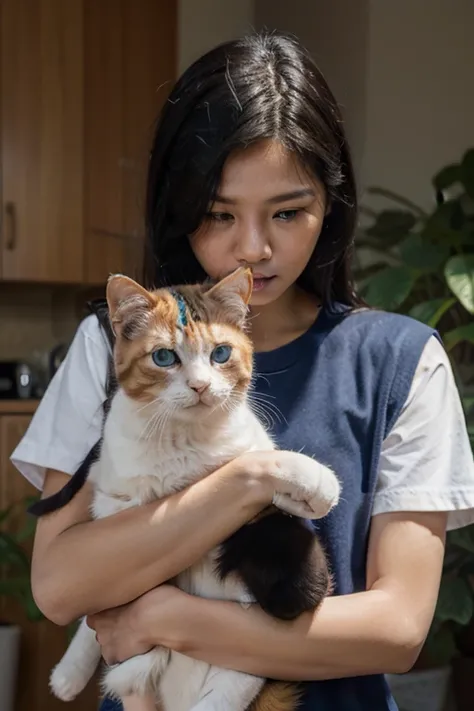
[89,390,272,520]
[51,389,340,711]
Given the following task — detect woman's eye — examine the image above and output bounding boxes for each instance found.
[211,345,232,364]
[207,212,234,222]
[152,349,179,367]
[274,209,300,221]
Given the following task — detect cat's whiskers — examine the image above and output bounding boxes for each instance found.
[142,405,176,446]
[140,405,170,441]
[247,391,286,429]
[135,396,163,415]
[154,408,175,449]
[208,389,243,419]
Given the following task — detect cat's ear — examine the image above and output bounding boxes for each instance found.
[207,267,253,306]
[106,274,156,336]
[207,268,253,322]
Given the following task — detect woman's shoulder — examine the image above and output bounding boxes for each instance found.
[344,305,433,331]
[76,312,110,348]
[333,305,437,355]
[10,314,109,489]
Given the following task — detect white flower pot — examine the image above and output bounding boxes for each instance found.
[387,667,451,711]
[0,624,21,711]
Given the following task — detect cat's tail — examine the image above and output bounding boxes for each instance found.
[50,618,101,702]
[28,440,102,517]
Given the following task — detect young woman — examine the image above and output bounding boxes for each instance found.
[12,31,474,711]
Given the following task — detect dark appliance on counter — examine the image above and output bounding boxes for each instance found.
[0,361,34,399]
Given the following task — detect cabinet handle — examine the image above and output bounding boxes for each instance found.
[5,202,17,251]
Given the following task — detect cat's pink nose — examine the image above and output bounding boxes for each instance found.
[188,380,209,394]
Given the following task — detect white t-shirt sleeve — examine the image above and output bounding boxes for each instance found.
[10,315,108,490]
[374,335,474,530]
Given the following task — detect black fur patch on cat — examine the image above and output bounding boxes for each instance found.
[217,510,331,621]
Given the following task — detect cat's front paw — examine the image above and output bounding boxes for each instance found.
[50,664,85,702]
[102,649,168,699]
[271,452,340,519]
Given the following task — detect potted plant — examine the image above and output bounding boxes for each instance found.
[0,497,43,711]
[425,523,474,711]
[355,148,474,711]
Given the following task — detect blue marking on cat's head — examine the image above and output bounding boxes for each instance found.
[170,291,188,328]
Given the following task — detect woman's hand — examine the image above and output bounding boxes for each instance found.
[87,585,189,665]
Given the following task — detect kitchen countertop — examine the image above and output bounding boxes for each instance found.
[0,399,39,414]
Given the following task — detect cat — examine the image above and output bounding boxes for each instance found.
[49,267,340,711]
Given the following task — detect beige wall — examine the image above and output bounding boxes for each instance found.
[363,0,474,206]
[178,0,255,74]
[256,0,474,206]
[255,0,369,175]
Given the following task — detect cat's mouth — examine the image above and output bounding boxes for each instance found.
[183,392,233,412]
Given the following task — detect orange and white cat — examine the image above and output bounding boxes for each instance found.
[49,268,340,711]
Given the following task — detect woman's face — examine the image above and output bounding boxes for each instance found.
[190,139,327,306]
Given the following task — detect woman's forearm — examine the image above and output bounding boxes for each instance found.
[33,464,268,625]
[159,589,423,680]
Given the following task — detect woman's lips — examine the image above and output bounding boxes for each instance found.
[252,275,276,291]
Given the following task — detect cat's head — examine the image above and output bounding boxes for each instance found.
[106,268,254,422]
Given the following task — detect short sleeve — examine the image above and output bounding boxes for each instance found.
[10,315,108,490]
[373,335,474,530]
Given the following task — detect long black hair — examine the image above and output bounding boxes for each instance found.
[144,30,360,307]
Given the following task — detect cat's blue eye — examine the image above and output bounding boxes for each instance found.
[152,349,179,367]
[211,345,232,364]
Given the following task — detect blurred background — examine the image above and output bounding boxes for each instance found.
[0,2,472,710]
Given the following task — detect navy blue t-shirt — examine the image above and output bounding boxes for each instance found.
[99,304,434,711]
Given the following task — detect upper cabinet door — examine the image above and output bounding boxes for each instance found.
[0,0,84,283]
[84,0,177,284]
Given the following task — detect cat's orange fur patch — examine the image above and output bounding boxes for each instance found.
[106,269,254,404]
[249,682,303,711]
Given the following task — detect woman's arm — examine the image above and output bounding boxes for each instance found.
[32,462,270,626]
[90,510,447,679]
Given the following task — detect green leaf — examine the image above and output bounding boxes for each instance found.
[433,163,461,192]
[0,578,29,597]
[409,298,456,327]
[463,397,474,413]
[461,148,474,199]
[23,591,44,622]
[449,525,474,554]
[366,187,427,217]
[363,267,418,310]
[0,532,30,571]
[445,254,474,313]
[0,504,14,526]
[424,623,458,666]
[422,200,466,246]
[435,577,473,624]
[364,210,417,246]
[353,246,400,271]
[15,514,37,544]
[444,323,474,351]
[398,234,450,272]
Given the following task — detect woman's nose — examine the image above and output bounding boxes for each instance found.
[234,225,272,264]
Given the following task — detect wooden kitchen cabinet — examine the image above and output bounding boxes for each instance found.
[0,411,99,711]
[0,0,84,283]
[84,0,177,284]
[0,0,177,285]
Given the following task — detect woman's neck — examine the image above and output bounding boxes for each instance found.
[249,286,320,353]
